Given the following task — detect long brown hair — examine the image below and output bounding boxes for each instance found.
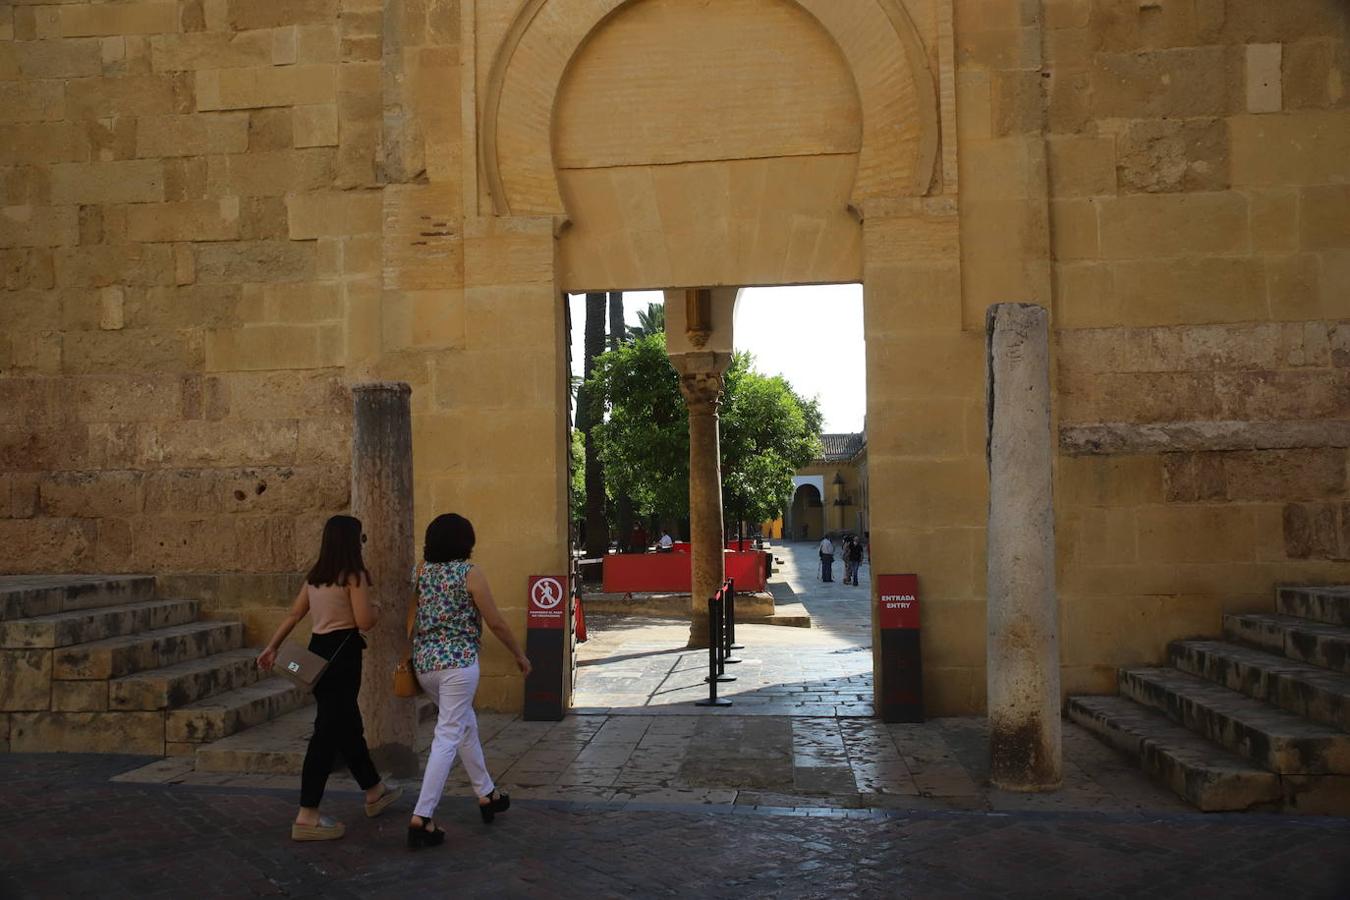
[306,515,372,587]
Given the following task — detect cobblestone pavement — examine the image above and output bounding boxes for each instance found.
[2,754,1348,899]
[573,542,874,714]
[117,712,1195,814]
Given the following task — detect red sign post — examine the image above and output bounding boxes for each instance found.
[876,573,923,722]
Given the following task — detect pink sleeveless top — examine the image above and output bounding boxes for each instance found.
[307,582,358,634]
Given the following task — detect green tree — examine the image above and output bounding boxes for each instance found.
[721,364,823,525]
[586,334,689,519]
[568,429,585,524]
[585,334,821,524]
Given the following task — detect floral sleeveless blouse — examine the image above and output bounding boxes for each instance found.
[412,561,481,673]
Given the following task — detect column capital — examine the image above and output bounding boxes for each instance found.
[670,350,732,412]
[678,369,725,411]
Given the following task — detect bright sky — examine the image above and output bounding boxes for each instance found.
[567,284,865,433]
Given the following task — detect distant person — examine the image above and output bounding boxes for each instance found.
[818,535,834,582]
[846,536,865,586]
[256,515,402,842]
[629,522,649,553]
[407,513,531,850]
[657,530,674,552]
[840,536,855,585]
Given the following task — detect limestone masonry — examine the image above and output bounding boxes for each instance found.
[1,0,1347,716]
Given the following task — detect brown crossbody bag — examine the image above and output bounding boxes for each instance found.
[275,630,354,693]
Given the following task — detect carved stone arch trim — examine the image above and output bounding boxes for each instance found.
[481,0,940,217]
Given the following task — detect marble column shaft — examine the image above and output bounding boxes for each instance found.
[351,382,418,778]
[677,363,728,649]
[985,303,1061,791]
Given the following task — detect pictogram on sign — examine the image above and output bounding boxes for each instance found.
[527,575,566,629]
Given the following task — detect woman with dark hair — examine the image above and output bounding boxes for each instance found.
[407,513,531,850]
[257,514,402,841]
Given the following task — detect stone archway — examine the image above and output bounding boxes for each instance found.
[463,0,975,714]
[789,481,826,543]
[479,0,942,289]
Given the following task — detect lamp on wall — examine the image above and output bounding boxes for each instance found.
[685,287,711,348]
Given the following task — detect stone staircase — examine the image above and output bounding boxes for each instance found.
[0,575,308,757]
[1068,585,1350,814]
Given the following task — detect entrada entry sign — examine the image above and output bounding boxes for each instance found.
[877,574,924,723]
[524,575,568,720]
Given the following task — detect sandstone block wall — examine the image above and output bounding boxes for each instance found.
[2,0,1347,716]
[0,0,387,643]
[1035,0,1350,695]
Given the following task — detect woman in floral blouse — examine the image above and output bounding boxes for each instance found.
[407,513,531,850]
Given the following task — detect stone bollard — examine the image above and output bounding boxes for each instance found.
[351,382,418,778]
[985,303,1061,791]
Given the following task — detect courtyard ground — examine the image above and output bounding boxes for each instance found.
[1,752,1347,898]
[4,545,1347,897]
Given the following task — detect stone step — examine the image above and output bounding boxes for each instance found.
[192,706,312,775]
[194,696,437,775]
[755,602,812,628]
[109,648,262,711]
[1066,695,1283,812]
[53,620,244,681]
[9,710,166,755]
[0,598,199,650]
[1119,668,1350,775]
[1224,614,1350,675]
[1170,639,1350,733]
[1277,585,1350,628]
[165,677,310,747]
[0,575,156,622]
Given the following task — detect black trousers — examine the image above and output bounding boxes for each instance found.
[300,629,381,808]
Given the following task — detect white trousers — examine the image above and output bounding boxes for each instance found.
[413,661,495,819]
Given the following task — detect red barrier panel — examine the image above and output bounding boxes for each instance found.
[602,551,766,593]
[666,541,756,554]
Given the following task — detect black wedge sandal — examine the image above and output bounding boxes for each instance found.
[407,817,446,850]
[478,790,510,824]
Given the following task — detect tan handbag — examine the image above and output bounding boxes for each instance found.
[393,565,424,698]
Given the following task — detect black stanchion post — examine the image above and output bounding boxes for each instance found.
[727,576,743,651]
[723,579,741,665]
[696,591,732,707]
[708,589,735,683]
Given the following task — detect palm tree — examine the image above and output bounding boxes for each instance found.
[628,302,664,340]
[580,292,609,559]
[608,291,624,350]
[607,291,635,541]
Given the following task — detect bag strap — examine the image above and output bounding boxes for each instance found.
[406,561,425,641]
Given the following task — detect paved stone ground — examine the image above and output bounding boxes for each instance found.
[17,545,1345,895]
[572,542,874,714]
[119,711,1196,814]
[2,753,1348,899]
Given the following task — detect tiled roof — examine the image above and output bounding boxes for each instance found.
[818,432,865,461]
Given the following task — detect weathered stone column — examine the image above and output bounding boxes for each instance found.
[352,382,418,778]
[985,303,1061,791]
[672,353,732,648]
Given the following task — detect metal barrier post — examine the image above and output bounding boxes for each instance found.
[726,576,743,651]
[708,589,735,683]
[723,580,742,665]
[695,591,732,707]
